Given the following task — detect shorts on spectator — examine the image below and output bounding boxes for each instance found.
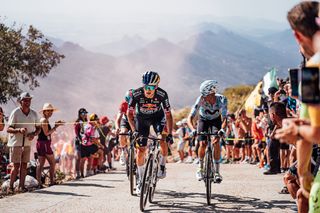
[225,139,234,146]
[36,140,54,156]
[81,144,98,158]
[258,141,266,149]
[280,143,290,150]
[177,141,185,151]
[10,146,31,164]
[234,141,242,149]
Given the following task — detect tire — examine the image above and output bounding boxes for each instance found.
[140,154,153,212]
[126,148,130,179]
[129,147,135,196]
[205,149,212,205]
[149,151,160,203]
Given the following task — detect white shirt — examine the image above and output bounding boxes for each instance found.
[7,107,39,147]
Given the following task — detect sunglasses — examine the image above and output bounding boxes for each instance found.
[144,85,156,91]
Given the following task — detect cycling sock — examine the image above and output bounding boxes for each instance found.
[199,159,204,169]
[160,155,166,166]
[137,165,145,181]
[214,163,220,173]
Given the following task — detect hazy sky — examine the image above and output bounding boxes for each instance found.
[1,0,300,46]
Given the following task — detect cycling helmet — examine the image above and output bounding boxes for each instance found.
[200,80,218,96]
[142,71,160,85]
[124,89,134,103]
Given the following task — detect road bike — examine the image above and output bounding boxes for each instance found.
[139,136,162,212]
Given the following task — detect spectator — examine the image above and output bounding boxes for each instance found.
[97,116,112,172]
[6,92,40,193]
[275,2,320,208]
[36,103,64,187]
[74,108,88,179]
[174,119,190,163]
[80,113,99,177]
[264,102,287,175]
[0,107,5,131]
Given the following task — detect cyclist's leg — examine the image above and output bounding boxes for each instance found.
[210,118,222,175]
[153,116,167,176]
[197,119,208,177]
[119,121,129,165]
[135,116,150,184]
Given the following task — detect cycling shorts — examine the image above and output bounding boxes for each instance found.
[197,117,221,141]
[135,115,165,147]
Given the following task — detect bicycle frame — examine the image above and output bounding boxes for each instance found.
[138,136,162,212]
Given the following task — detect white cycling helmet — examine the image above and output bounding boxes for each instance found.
[200,80,218,96]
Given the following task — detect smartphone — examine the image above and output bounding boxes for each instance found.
[300,67,320,104]
[288,68,299,97]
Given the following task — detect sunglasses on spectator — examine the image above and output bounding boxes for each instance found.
[144,85,156,91]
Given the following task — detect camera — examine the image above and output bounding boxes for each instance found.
[288,68,299,97]
[300,67,320,104]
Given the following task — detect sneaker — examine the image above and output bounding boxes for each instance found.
[157,167,166,179]
[185,156,193,164]
[176,160,183,164]
[7,187,14,195]
[196,168,203,181]
[75,172,81,179]
[120,151,126,166]
[136,181,141,196]
[223,159,230,164]
[193,158,200,165]
[214,172,223,183]
[264,164,271,171]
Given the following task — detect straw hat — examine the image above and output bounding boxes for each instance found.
[40,103,59,112]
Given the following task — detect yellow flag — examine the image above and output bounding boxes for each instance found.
[245,81,262,116]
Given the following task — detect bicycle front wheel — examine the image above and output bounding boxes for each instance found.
[140,153,153,212]
[149,151,160,203]
[205,150,213,205]
[129,147,135,196]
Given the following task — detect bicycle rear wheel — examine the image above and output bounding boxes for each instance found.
[205,149,213,205]
[140,153,153,212]
[149,151,160,203]
[129,146,135,196]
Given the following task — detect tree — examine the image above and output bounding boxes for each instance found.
[0,22,64,103]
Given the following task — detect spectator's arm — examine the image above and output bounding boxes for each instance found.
[115,112,123,130]
[297,139,313,196]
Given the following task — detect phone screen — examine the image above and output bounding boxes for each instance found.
[300,67,320,104]
[288,68,299,97]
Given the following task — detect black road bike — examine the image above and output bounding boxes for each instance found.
[139,136,162,212]
[195,130,220,205]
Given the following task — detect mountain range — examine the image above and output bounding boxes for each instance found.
[3,22,301,122]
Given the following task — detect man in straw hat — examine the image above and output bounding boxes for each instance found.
[7,92,41,193]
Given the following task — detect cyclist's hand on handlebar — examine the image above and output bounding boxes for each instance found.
[132,131,139,140]
[166,134,174,144]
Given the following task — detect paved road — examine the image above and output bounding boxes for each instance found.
[0,162,295,213]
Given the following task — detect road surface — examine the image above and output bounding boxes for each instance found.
[0,162,296,213]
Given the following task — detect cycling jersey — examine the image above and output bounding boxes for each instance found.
[129,87,171,118]
[190,94,227,120]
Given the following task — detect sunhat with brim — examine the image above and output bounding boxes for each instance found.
[39,103,59,112]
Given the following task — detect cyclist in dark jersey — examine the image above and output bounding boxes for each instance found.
[187,80,228,182]
[127,71,173,195]
[115,89,134,166]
